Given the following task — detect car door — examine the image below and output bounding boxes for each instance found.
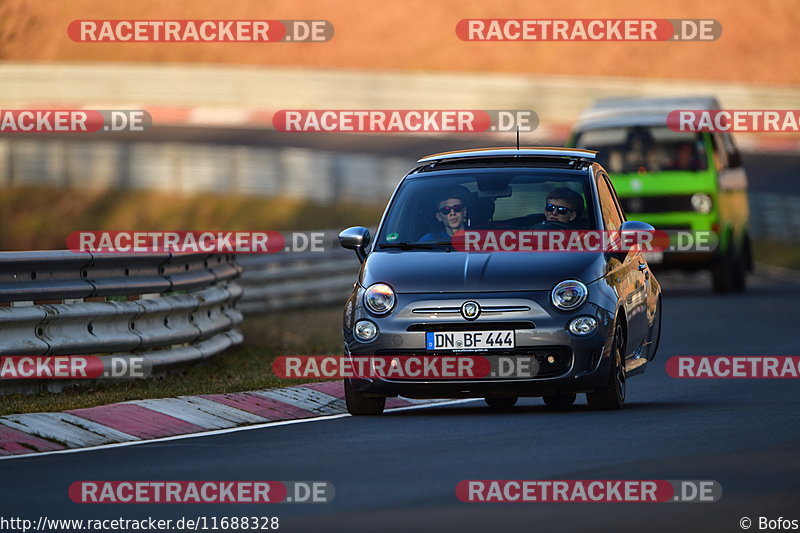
[596,172,649,355]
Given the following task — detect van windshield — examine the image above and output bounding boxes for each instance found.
[376,169,595,248]
[574,126,707,174]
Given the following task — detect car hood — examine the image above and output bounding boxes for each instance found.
[360,250,607,292]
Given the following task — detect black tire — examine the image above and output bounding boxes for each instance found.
[484,397,517,410]
[712,237,748,294]
[586,323,626,410]
[743,233,754,273]
[711,247,736,294]
[543,393,577,409]
[344,379,385,416]
[731,244,748,293]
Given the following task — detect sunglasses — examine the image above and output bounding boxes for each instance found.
[438,204,465,215]
[545,203,575,216]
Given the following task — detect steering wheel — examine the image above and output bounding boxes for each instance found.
[536,220,573,230]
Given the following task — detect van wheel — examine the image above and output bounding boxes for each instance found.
[712,244,736,294]
[587,324,626,410]
[344,379,385,416]
[732,241,748,292]
[485,397,517,410]
[543,393,577,409]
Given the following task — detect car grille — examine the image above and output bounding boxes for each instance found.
[406,321,535,332]
[411,305,531,315]
[373,347,572,379]
[619,195,693,214]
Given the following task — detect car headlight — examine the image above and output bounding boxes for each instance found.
[691,193,713,214]
[551,280,588,311]
[354,320,378,342]
[364,283,396,315]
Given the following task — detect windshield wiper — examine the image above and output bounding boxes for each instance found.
[378,242,437,249]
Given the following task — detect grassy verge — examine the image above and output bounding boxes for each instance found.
[0,185,383,250]
[753,241,800,271]
[0,307,343,416]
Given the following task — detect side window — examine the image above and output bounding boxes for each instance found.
[721,132,742,168]
[602,174,627,223]
[709,132,728,171]
[596,174,624,231]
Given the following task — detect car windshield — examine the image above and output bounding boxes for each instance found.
[376,169,596,248]
[574,126,708,173]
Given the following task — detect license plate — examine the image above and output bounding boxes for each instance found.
[426,330,515,351]
[643,251,664,264]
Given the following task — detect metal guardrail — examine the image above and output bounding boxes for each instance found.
[748,193,800,242]
[0,251,243,394]
[236,229,360,314]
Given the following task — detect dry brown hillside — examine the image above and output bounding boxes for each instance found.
[0,0,797,85]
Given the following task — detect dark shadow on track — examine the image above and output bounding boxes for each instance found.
[387,400,706,417]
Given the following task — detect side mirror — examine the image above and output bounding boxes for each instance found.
[620,220,655,232]
[614,220,656,260]
[339,226,371,263]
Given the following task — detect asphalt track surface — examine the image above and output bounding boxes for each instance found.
[1,268,798,533]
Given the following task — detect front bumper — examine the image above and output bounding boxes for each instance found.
[343,290,616,399]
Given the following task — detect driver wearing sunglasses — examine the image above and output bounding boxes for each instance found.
[419,192,469,242]
[531,187,582,229]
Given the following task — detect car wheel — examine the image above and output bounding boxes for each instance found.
[344,379,385,416]
[586,323,626,410]
[542,393,576,409]
[484,397,517,410]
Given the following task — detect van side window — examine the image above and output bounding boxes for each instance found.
[721,132,742,168]
[709,132,729,170]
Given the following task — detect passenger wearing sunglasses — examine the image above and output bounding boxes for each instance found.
[531,187,582,229]
[419,192,469,242]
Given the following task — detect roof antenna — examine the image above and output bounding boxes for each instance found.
[516,126,520,150]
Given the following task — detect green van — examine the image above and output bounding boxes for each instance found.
[569,96,752,293]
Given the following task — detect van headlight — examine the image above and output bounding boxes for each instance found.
[691,193,713,214]
[364,283,396,315]
[551,280,588,311]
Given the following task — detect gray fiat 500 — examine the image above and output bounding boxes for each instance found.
[339,147,662,415]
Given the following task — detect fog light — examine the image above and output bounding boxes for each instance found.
[354,320,378,342]
[546,354,556,364]
[568,316,597,336]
